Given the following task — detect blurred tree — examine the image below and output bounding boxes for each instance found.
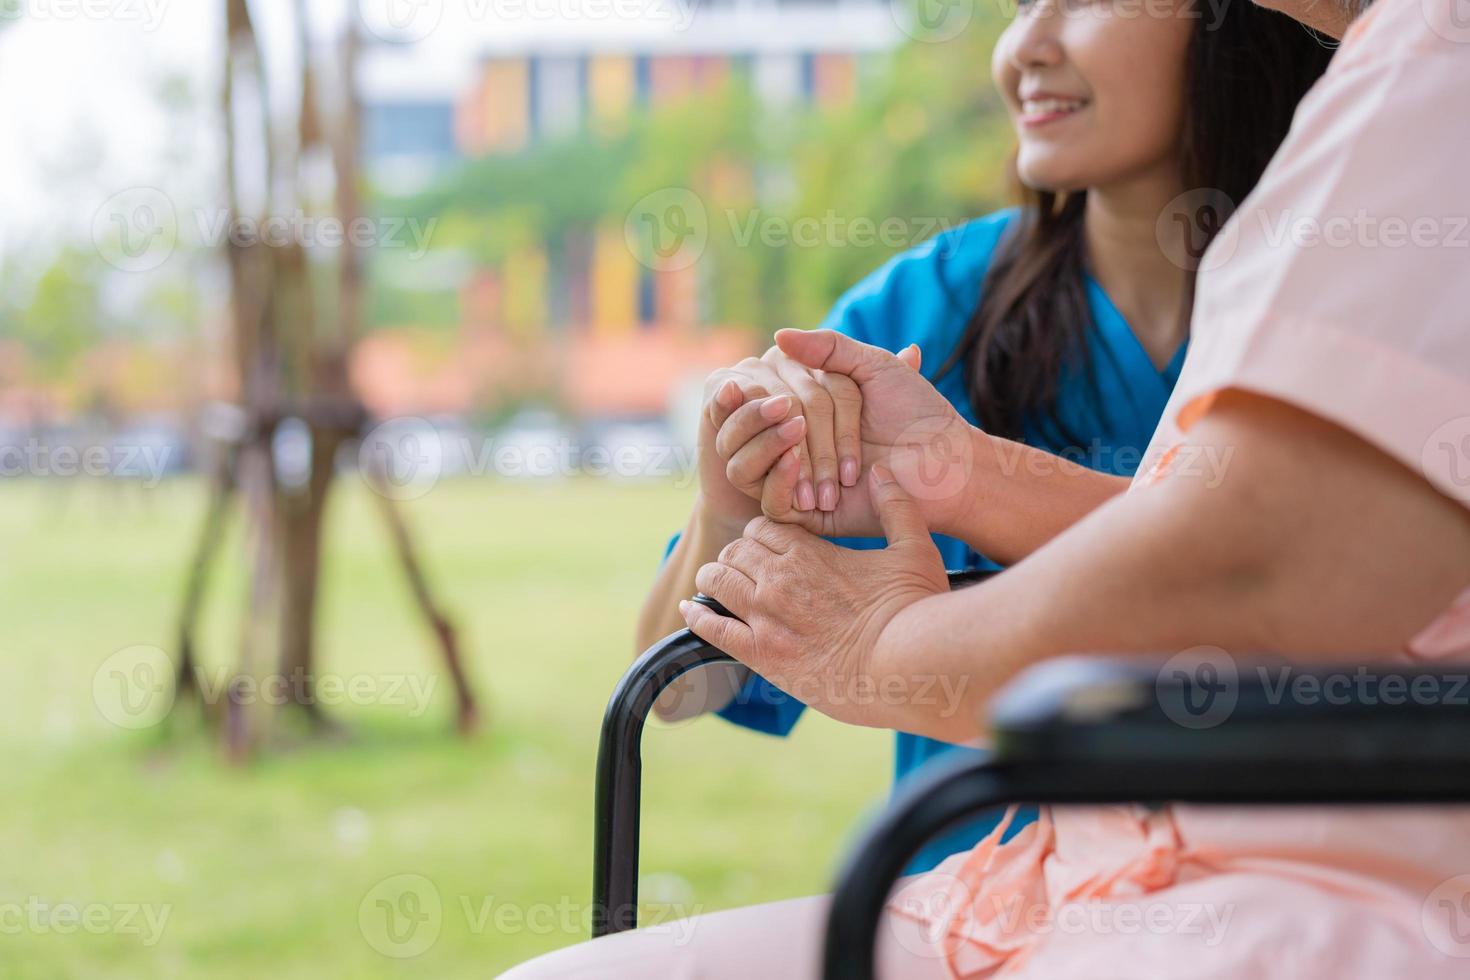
[9,247,107,382]
[174,0,477,758]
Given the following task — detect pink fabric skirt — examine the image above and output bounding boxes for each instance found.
[886,803,1470,978]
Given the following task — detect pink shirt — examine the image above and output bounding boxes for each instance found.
[891,2,1470,974]
[1140,0,1470,659]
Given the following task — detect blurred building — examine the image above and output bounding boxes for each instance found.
[353,0,903,418]
[360,0,902,180]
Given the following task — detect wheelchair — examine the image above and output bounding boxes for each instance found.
[593,571,1470,979]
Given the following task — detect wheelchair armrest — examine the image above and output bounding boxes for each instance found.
[994,654,1470,767]
[591,570,995,938]
[823,655,1470,980]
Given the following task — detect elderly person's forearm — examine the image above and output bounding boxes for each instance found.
[876,394,1470,743]
[935,426,1129,565]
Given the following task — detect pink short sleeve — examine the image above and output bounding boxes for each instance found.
[1140,0,1470,511]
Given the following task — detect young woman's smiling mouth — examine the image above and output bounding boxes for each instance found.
[1018,92,1090,128]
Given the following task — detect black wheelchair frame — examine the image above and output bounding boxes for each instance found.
[591,570,996,937]
[593,571,1470,979]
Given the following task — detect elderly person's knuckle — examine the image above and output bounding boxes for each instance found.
[828,376,861,406]
[758,522,791,550]
[728,540,756,569]
[766,559,792,589]
[800,383,834,419]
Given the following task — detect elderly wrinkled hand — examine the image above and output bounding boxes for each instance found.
[678,464,949,730]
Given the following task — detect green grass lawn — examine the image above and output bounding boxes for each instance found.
[0,476,890,978]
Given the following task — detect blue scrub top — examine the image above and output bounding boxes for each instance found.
[666,208,1186,872]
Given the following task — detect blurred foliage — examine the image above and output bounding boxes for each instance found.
[7,247,110,381]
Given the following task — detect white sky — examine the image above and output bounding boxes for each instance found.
[0,1,348,261]
[3,5,192,250]
[0,1,615,258]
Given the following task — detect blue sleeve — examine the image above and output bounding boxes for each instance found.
[714,671,807,737]
[815,209,1018,360]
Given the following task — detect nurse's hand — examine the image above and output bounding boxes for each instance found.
[694,378,785,533]
[703,345,873,514]
[716,329,980,540]
[678,465,949,730]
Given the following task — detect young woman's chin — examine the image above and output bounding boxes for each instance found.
[1013,152,1091,196]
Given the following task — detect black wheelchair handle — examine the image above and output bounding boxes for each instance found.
[591,571,994,938]
[590,593,737,936]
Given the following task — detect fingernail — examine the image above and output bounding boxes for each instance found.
[761,395,792,421]
[870,464,893,486]
[678,600,692,616]
[797,480,817,511]
[818,480,837,511]
[777,416,805,441]
[840,457,859,487]
[718,381,739,408]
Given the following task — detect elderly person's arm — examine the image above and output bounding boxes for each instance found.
[682,391,1470,744]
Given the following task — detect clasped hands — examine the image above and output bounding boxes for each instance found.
[678,328,980,730]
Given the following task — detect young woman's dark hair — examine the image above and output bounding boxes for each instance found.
[942,2,1335,445]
